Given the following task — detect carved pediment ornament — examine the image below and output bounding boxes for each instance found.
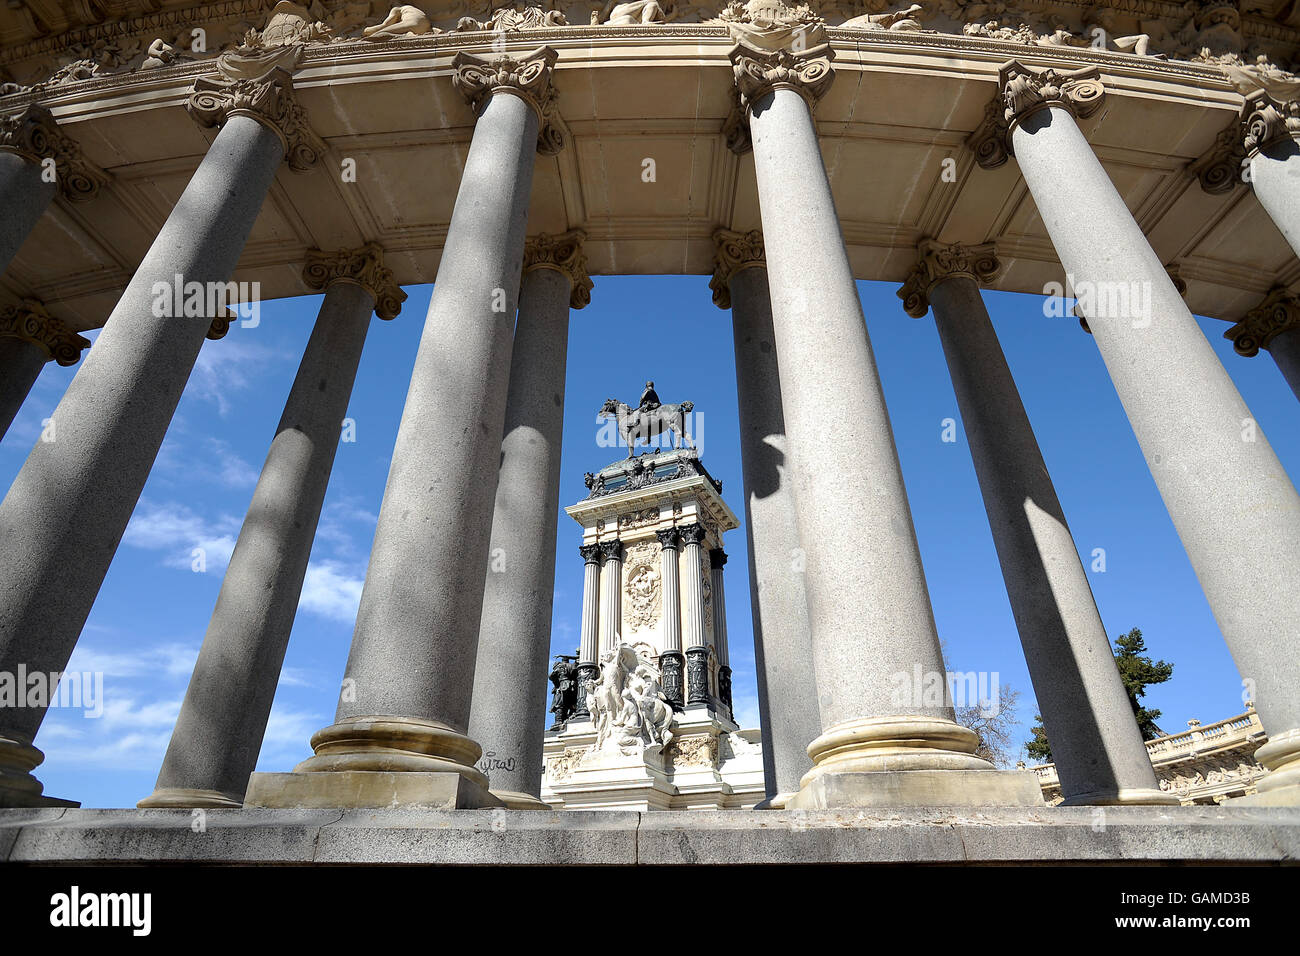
[523,230,593,309]
[0,104,108,201]
[186,56,325,171]
[1239,89,1300,158]
[0,299,91,366]
[897,240,1001,318]
[709,227,765,309]
[451,46,563,154]
[303,242,407,320]
[729,38,836,114]
[1225,287,1300,356]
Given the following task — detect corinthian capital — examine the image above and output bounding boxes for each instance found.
[0,104,107,201]
[452,47,564,154]
[709,228,765,309]
[187,64,325,172]
[0,299,90,366]
[728,39,835,115]
[303,243,407,320]
[897,241,1001,318]
[1225,287,1300,356]
[999,60,1105,130]
[523,230,593,309]
[1239,90,1300,158]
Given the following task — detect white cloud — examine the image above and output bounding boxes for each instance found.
[188,338,290,417]
[206,437,260,488]
[298,559,365,622]
[66,642,199,681]
[122,500,241,573]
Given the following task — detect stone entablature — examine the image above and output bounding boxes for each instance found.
[9,0,1300,94]
[1028,707,1270,805]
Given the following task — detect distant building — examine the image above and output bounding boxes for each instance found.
[1026,705,1268,806]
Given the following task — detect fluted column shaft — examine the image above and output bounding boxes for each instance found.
[573,544,602,719]
[140,249,401,809]
[925,269,1170,806]
[0,103,288,806]
[598,540,624,656]
[292,50,555,801]
[468,235,587,808]
[715,246,819,804]
[1007,75,1300,800]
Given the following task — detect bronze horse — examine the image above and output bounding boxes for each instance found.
[599,399,695,458]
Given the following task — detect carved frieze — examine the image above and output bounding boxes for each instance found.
[523,230,593,308]
[303,242,407,320]
[709,227,765,308]
[456,2,568,32]
[624,540,663,630]
[186,57,324,171]
[666,733,718,769]
[0,299,91,366]
[897,240,1001,317]
[1225,287,1300,356]
[618,506,660,530]
[0,104,107,201]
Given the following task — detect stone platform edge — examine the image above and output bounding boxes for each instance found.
[0,806,1297,865]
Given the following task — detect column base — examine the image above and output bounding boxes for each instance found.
[788,714,1042,808]
[294,715,490,788]
[137,787,243,809]
[489,789,551,810]
[1229,728,1300,807]
[1059,787,1181,807]
[0,735,79,808]
[788,769,1045,809]
[244,770,503,810]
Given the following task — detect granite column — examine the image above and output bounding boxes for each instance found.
[247,49,562,810]
[901,239,1174,806]
[139,246,404,809]
[0,59,318,807]
[710,227,820,806]
[467,231,590,809]
[998,60,1300,804]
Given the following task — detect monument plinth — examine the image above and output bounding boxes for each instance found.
[540,390,763,809]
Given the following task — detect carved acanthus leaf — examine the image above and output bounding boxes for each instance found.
[0,103,107,201]
[523,230,593,309]
[1225,287,1300,356]
[729,38,835,114]
[303,242,407,320]
[0,299,90,366]
[1190,122,1247,194]
[897,240,1001,317]
[710,227,765,309]
[186,59,324,171]
[999,59,1106,129]
[451,46,562,154]
[1239,88,1300,157]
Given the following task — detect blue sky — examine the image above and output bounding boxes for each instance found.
[4,275,1296,808]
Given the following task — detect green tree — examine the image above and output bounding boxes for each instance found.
[1022,627,1174,762]
[1025,713,1052,763]
[1112,627,1173,740]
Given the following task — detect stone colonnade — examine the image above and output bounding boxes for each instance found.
[0,40,1298,810]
